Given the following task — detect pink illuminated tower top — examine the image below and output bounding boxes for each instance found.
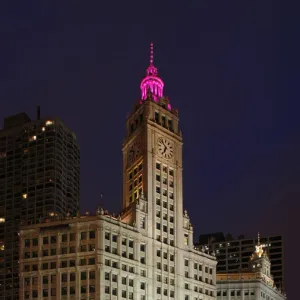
[140,43,165,102]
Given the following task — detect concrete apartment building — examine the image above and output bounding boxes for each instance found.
[0,111,80,299]
[18,44,217,300]
[196,233,284,290]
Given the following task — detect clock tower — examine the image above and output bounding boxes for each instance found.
[121,43,189,249]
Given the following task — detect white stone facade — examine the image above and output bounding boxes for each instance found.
[216,274,286,300]
[19,214,216,300]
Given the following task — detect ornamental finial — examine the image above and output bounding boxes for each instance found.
[255,232,264,258]
[150,42,154,65]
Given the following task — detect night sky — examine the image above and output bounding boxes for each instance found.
[1,1,298,297]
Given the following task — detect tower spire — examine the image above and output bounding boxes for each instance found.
[150,42,154,65]
[254,231,264,258]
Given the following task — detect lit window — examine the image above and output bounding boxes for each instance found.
[42,127,45,131]
[22,194,27,199]
[184,234,188,246]
[46,120,53,126]
[0,218,5,223]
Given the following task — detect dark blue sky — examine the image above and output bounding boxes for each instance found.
[1,1,298,297]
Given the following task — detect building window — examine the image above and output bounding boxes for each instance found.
[42,289,48,297]
[81,232,87,240]
[156,162,161,170]
[184,234,188,245]
[140,216,145,229]
[162,115,166,126]
[70,233,76,241]
[89,231,96,239]
[129,279,134,287]
[105,272,110,281]
[168,119,172,128]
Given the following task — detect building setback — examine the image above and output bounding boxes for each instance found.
[0,111,80,300]
[19,44,217,300]
[196,233,284,290]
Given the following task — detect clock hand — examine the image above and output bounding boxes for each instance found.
[163,145,167,154]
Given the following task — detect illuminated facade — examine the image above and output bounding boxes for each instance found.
[0,112,80,300]
[216,235,286,300]
[19,44,217,300]
[196,233,284,289]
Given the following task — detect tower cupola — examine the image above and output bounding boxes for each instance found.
[140,43,164,101]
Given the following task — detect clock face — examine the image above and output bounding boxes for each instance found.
[157,137,174,159]
[127,139,141,165]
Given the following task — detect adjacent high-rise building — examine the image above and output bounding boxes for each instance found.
[0,111,80,300]
[19,44,217,300]
[196,233,284,290]
[216,235,286,300]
